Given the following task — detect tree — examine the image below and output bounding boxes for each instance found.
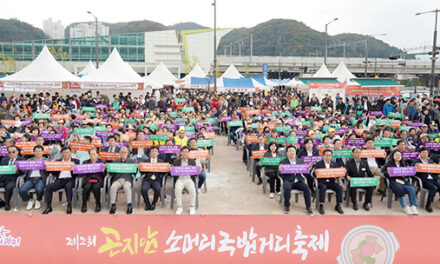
[0,52,16,73]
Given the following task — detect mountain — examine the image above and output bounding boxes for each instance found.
[65,19,168,37]
[218,19,406,58]
[169,22,209,31]
[0,19,47,42]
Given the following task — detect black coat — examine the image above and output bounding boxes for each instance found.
[279,157,306,184]
[346,158,374,179]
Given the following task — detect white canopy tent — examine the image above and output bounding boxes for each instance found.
[313,63,333,78]
[146,62,178,87]
[177,63,207,88]
[220,64,244,79]
[332,61,357,83]
[78,61,96,77]
[1,45,79,91]
[81,48,144,90]
[285,78,305,88]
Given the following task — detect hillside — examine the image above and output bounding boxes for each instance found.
[218,19,405,58]
[170,22,209,31]
[0,19,47,42]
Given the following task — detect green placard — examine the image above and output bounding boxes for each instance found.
[287,136,302,143]
[272,111,279,116]
[399,126,414,132]
[190,118,199,124]
[276,126,291,133]
[227,121,242,127]
[175,118,186,122]
[330,124,341,129]
[350,177,379,187]
[375,119,393,126]
[87,112,95,118]
[197,139,214,147]
[148,134,169,141]
[182,107,194,112]
[333,150,353,159]
[280,112,292,117]
[175,98,186,103]
[93,126,106,132]
[429,133,439,139]
[314,133,328,140]
[170,112,178,117]
[205,118,217,124]
[75,128,94,135]
[33,113,50,119]
[149,124,159,130]
[124,118,138,124]
[184,126,195,132]
[388,112,403,119]
[0,165,16,175]
[266,137,287,145]
[301,121,312,126]
[349,117,357,125]
[251,123,261,129]
[82,107,95,112]
[260,157,284,166]
[107,163,137,173]
[311,106,322,111]
[374,139,393,148]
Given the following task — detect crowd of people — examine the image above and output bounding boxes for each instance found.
[0,86,440,216]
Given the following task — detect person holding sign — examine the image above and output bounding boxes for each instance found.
[250,135,268,185]
[43,147,80,214]
[188,138,208,189]
[314,149,344,215]
[173,146,198,215]
[80,148,106,213]
[174,127,188,147]
[109,147,136,215]
[102,136,121,154]
[411,147,440,213]
[140,146,165,211]
[297,138,319,194]
[18,145,49,211]
[381,150,419,215]
[346,147,375,211]
[0,146,24,211]
[263,142,282,199]
[279,146,312,215]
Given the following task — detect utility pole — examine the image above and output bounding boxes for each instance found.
[87,11,99,68]
[416,9,439,95]
[250,33,253,63]
[212,0,217,92]
[324,18,338,65]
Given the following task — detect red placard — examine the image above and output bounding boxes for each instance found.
[360,149,386,158]
[189,149,209,159]
[139,162,170,172]
[416,163,440,173]
[99,152,120,161]
[70,142,94,152]
[252,150,267,159]
[315,168,346,178]
[130,140,154,149]
[45,161,74,171]
[51,114,70,121]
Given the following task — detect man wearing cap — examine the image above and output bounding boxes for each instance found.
[174,127,188,147]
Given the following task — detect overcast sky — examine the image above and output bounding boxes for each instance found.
[1,0,438,50]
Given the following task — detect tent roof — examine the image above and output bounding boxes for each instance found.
[3,45,79,82]
[355,78,402,87]
[146,62,178,86]
[251,78,269,90]
[313,63,333,78]
[191,77,213,85]
[221,64,244,79]
[82,48,143,83]
[143,77,162,89]
[223,77,254,87]
[182,64,206,81]
[332,61,356,82]
[78,61,96,76]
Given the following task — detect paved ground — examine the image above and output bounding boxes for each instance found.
[3,135,440,216]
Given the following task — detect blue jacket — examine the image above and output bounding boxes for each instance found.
[383,103,394,116]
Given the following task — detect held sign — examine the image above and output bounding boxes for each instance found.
[415,163,440,174]
[171,166,201,176]
[107,163,137,173]
[315,168,346,178]
[350,177,379,187]
[280,164,309,174]
[139,163,170,173]
[389,166,417,177]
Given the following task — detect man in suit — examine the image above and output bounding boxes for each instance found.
[18,145,49,211]
[0,145,25,211]
[188,137,208,189]
[363,137,386,194]
[43,147,80,214]
[278,145,313,215]
[412,147,440,212]
[109,147,136,215]
[102,136,121,153]
[249,134,268,185]
[314,149,344,215]
[140,146,166,211]
[131,130,150,159]
[173,146,198,215]
[346,147,375,211]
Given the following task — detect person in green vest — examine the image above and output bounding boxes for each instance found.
[112,96,120,111]
[290,97,299,110]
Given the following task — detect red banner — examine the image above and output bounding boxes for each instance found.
[309,83,345,89]
[0,215,438,263]
[346,85,401,97]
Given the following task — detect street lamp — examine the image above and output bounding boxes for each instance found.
[87,11,99,68]
[416,9,439,96]
[324,18,338,66]
[364,33,387,77]
[212,0,217,93]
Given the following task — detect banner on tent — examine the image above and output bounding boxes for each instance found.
[2,214,439,263]
[217,87,258,93]
[345,85,401,97]
[0,81,67,92]
[308,83,345,101]
[78,82,144,90]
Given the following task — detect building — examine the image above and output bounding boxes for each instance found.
[69,22,109,38]
[42,18,64,39]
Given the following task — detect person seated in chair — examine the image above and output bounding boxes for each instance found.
[140,146,166,211]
